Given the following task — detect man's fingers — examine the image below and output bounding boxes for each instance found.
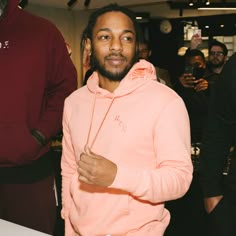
[78,174,93,185]
[84,144,90,154]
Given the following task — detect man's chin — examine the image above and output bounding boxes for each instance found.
[211,63,223,69]
[104,73,125,82]
[98,66,131,82]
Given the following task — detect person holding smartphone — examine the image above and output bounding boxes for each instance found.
[200,53,236,236]
[165,49,220,236]
[189,34,228,74]
[177,49,219,169]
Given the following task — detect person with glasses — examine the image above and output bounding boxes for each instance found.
[167,38,228,236]
[208,39,228,74]
[200,52,236,236]
[166,49,220,236]
[189,36,228,75]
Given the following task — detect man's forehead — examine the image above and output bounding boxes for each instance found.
[94,11,135,32]
[189,56,204,63]
[210,45,223,52]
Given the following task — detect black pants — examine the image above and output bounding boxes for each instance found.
[165,173,207,236]
[0,175,56,235]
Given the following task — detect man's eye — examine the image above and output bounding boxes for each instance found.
[99,35,110,40]
[123,36,133,41]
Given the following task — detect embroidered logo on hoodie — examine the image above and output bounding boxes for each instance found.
[114,115,127,133]
[0,40,9,49]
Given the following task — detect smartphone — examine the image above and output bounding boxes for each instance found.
[184,65,194,75]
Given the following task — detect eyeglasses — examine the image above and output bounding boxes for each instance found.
[209,51,224,57]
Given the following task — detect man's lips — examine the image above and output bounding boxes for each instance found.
[106,56,125,65]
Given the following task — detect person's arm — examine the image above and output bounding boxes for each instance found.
[77,95,192,203]
[190,35,202,50]
[61,101,78,236]
[34,27,77,143]
[200,54,236,212]
[204,196,223,213]
[110,97,193,202]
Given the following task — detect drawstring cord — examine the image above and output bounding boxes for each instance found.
[85,92,115,152]
[85,91,97,147]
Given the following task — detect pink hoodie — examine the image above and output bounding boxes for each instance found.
[61,60,193,236]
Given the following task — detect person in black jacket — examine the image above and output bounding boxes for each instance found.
[200,53,236,236]
[189,35,228,75]
[176,49,219,151]
[165,49,219,236]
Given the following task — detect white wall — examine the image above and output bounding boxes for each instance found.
[25,5,92,86]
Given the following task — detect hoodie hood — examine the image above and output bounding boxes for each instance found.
[0,0,19,26]
[87,59,157,98]
[85,59,157,150]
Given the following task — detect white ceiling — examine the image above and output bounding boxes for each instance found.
[27,0,236,18]
[29,0,168,10]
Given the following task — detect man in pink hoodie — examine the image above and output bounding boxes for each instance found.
[61,4,193,236]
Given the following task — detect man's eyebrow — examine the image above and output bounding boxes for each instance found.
[97,28,135,35]
[123,29,135,35]
[97,28,110,33]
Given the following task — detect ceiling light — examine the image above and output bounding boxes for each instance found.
[135,12,150,22]
[189,1,194,7]
[198,2,236,10]
[198,7,236,10]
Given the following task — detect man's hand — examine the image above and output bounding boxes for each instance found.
[190,35,202,50]
[179,74,197,88]
[78,147,117,187]
[194,78,208,92]
[204,195,223,213]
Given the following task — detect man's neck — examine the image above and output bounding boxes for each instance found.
[99,76,120,93]
[212,66,224,74]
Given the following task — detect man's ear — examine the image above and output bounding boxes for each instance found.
[224,56,228,63]
[149,50,152,57]
[82,38,92,66]
[85,38,92,56]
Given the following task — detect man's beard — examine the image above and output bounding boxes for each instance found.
[209,60,225,69]
[0,0,8,16]
[91,51,138,82]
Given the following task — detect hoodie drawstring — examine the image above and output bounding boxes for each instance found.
[85,93,115,152]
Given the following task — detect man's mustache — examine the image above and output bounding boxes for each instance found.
[105,53,126,60]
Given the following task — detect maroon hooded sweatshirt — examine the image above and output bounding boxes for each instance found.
[0,0,77,182]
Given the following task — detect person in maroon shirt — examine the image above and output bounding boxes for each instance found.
[0,0,77,234]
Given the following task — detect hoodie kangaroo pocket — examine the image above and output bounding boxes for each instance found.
[69,174,130,228]
[0,123,41,165]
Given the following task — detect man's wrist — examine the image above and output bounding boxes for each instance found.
[31,129,47,146]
